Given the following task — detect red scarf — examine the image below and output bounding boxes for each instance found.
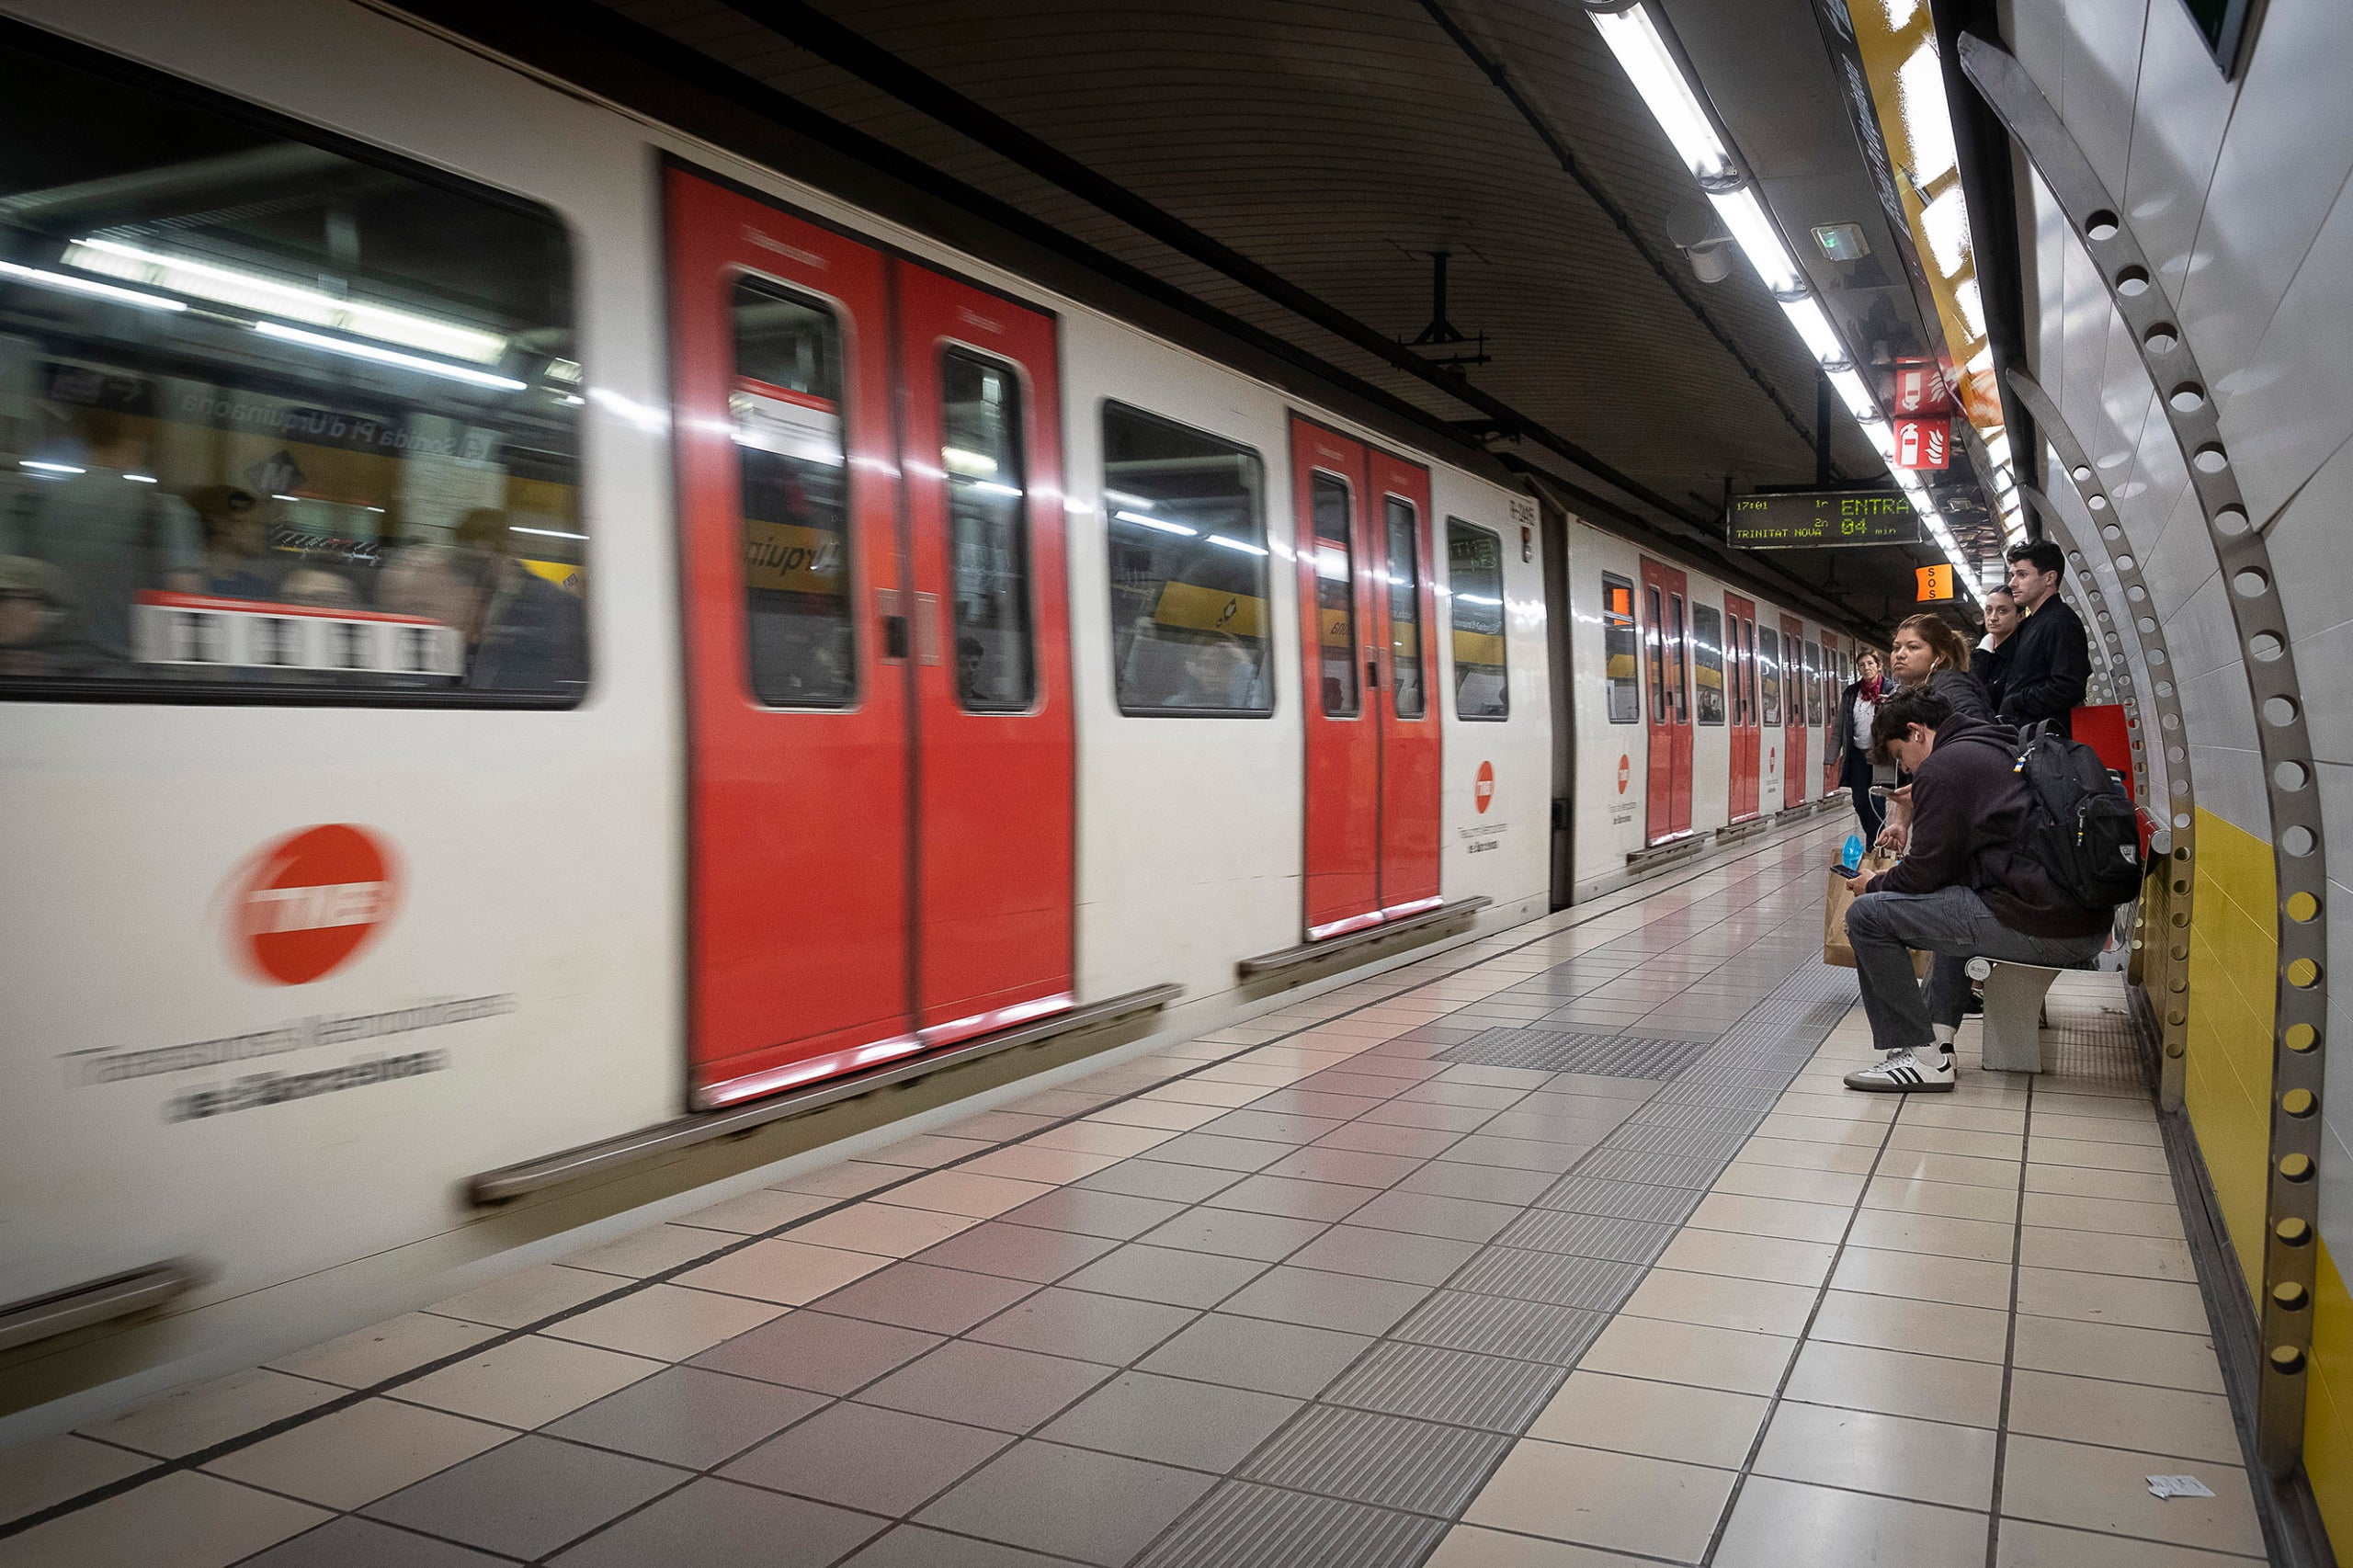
[1859,673,1883,701]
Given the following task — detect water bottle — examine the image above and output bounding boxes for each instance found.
[1840,833,1865,874]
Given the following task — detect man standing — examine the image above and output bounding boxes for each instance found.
[1975,585,2019,715]
[1996,540,2088,737]
[1839,687,2112,1092]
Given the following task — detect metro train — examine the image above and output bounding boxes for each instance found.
[0,0,1867,1415]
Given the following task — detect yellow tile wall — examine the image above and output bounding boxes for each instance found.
[2184,807,2276,1302]
[2310,1242,2353,1547]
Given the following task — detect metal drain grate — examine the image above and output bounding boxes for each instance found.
[1438,1028,1715,1079]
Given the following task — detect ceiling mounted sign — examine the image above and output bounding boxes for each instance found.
[1726,490,1922,548]
[1894,416,1950,471]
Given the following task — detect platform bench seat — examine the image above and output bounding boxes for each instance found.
[1962,904,2134,1074]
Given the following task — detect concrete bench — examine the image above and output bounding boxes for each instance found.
[1963,904,2134,1074]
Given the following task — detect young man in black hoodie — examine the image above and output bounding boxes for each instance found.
[1996,539,2088,738]
[1840,687,2113,1092]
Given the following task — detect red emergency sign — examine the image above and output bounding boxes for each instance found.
[1894,416,1950,471]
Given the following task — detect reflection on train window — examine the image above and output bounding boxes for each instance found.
[1101,402,1270,716]
[1666,593,1688,722]
[1742,620,1758,724]
[1804,641,1824,725]
[942,349,1032,712]
[0,39,582,700]
[1600,574,1638,724]
[1448,519,1507,720]
[733,278,852,708]
[1644,585,1666,724]
[1383,496,1425,720]
[1758,626,1782,727]
[1313,475,1358,717]
[1690,603,1725,726]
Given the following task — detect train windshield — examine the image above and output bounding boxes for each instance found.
[0,38,583,700]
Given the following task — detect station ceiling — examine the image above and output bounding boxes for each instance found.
[582,0,1974,632]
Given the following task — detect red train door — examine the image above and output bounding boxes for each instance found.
[1639,558,1693,843]
[1725,592,1758,822]
[1370,448,1442,920]
[666,166,1073,1107]
[895,262,1075,1042]
[1291,418,1439,938]
[1781,613,1808,811]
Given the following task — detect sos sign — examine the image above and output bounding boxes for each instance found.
[229,824,399,985]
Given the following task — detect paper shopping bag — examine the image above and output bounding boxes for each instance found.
[1823,853,1930,973]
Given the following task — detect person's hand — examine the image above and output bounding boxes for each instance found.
[1844,872,1873,896]
[1875,822,1908,853]
[1888,785,1912,807]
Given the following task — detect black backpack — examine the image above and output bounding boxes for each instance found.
[2014,723,2143,908]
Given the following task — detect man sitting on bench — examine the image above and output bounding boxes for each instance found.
[1840,687,2114,1093]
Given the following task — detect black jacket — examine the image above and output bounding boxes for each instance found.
[1997,596,2088,734]
[1976,636,2015,713]
[1863,713,2112,937]
[1830,678,1882,757]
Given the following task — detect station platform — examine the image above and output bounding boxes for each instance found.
[0,819,2262,1568]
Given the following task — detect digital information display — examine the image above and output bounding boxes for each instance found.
[1726,490,1924,548]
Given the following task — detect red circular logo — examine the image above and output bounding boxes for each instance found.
[1616,755,1631,795]
[233,824,398,985]
[1474,761,1495,814]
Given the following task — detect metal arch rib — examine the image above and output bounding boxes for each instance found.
[1960,32,2328,1478]
[2005,373,2192,1110]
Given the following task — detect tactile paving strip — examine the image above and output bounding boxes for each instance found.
[1134,1481,1448,1568]
[1240,1405,1513,1517]
[1493,1209,1677,1262]
[1437,1028,1716,1078]
[1531,1176,1708,1223]
[1449,1247,1645,1311]
[1321,1343,1569,1432]
[1391,1291,1611,1363]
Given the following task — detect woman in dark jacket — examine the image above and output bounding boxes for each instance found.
[1876,613,1994,853]
[1832,648,1888,836]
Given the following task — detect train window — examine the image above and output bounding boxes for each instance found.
[1601,574,1638,724]
[1644,585,1666,723]
[1100,402,1270,715]
[1743,619,1758,725]
[0,38,582,702]
[1312,475,1358,717]
[1383,496,1425,720]
[1758,626,1782,727]
[733,278,853,708]
[1666,593,1689,723]
[1804,640,1824,724]
[1447,519,1507,720]
[1690,603,1725,726]
[942,349,1032,712]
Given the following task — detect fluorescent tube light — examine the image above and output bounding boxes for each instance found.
[20,459,85,474]
[1779,296,1850,368]
[1709,187,1807,297]
[1114,509,1197,537]
[511,526,589,540]
[66,238,506,364]
[961,479,1025,499]
[1827,367,1878,421]
[941,447,999,476]
[1862,422,1899,462]
[1210,535,1268,556]
[253,321,527,391]
[1587,5,1738,187]
[1102,489,1158,510]
[0,258,186,312]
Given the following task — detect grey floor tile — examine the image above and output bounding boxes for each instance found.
[1202,1174,1381,1222]
[1241,1404,1511,1516]
[550,1476,884,1568]
[1058,1244,1268,1309]
[1345,1190,1520,1243]
[1039,1371,1302,1473]
[1282,1225,1481,1286]
[856,1340,1116,1433]
[909,1221,1120,1283]
[690,1311,942,1395]
[1573,1149,1725,1188]
[1391,1162,1554,1204]
[1391,1290,1608,1363]
[968,1287,1199,1364]
[1355,1099,1498,1133]
[1196,1110,1347,1144]
[1548,1074,1660,1100]
[1218,1267,1433,1336]
[1138,1313,1373,1399]
[1139,1207,1330,1263]
[807,1262,1038,1335]
[1322,1341,1566,1431]
[362,1434,684,1562]
[1000,1187,1187,1240]
[1144,1132,1296,1173]
[543,1366,827,1469]
[916,1440,1217,1566]
[1436,1134,1592,1174]
[840,1525,1077,1568]
[1132,1480,1447,1568]
[1076,1160,1245,1204]
[236,1517,507,1568]
[1248,1090,1392,1119]
[1311,1122,1464,1158]
[1262,1147,1427,1189]
[722,1400,1009,1515]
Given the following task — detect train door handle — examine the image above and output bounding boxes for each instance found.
[913,592,942,665]
[1365,650,1379,691]
[877,587,908,662]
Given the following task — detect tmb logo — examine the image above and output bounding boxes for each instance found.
[230,824,399,985]
[1616,755,1631,795]
[1474,761,1495,814]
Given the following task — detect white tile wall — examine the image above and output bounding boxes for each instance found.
[2220,186,2353,527]
[2188,740,2266,835]
[2059,0,2152,199]
[2121,3,2242,311]
[2265,434,2353,645]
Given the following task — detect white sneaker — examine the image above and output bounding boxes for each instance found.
[1844,1048,1955,1093]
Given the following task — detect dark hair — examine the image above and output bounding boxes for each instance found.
[1984,585,2017,604]
[1869,686,1951,766]
[2006,539,2063,578]
[1895,612,1971,674]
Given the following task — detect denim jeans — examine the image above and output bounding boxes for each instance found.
[1846,885,2109,1052]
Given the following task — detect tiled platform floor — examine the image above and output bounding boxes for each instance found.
[0,818,2268,1567]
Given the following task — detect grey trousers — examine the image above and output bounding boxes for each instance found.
[1846,886,2109,1053]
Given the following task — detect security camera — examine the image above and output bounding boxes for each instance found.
[1666,201,1734,284]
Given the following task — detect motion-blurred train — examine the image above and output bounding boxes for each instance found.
[0,0,1868,1415]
